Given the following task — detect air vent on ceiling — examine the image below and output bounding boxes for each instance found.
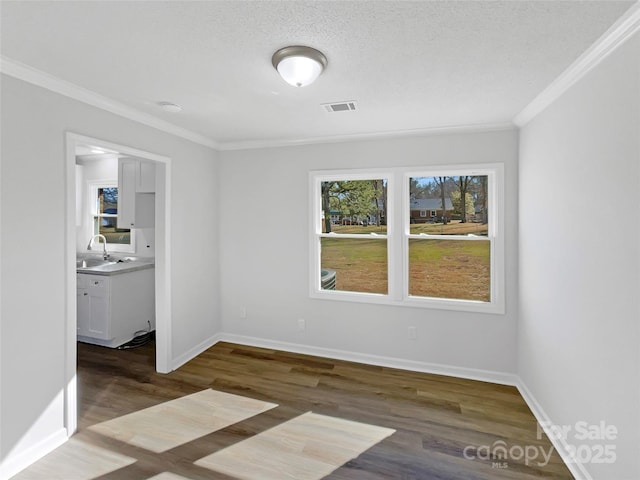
[322,101,357,113]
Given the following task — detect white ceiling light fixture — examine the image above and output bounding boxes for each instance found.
[272,45,327,88]
[157,101,182,113]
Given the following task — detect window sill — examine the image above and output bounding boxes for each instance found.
[310,289,505,315]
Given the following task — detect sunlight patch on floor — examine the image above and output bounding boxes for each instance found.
[89,389,277,453]
[145,473,193,480]
[11,437,136,480]
[14,390,395,479]
[195,411,396,480]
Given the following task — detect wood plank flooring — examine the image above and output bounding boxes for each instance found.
[16,341,573,479]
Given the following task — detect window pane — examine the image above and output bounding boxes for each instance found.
[95,187,131,246]
[409,176,489,235]
[408,239,490,301]
[320,179,387,234]
[321,238,387,294]
[94,217,131,245]
[97,187,118,215]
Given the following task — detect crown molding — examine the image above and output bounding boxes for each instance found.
[218,122,516,151]
[0,55,512,152]
[0,56,219,150]
[514,1,640,127]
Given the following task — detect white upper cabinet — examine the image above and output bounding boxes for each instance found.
[117,159,136,229]
[137,160,156,193]
[117,158,155,229]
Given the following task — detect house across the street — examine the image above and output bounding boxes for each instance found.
[409,198,454,223]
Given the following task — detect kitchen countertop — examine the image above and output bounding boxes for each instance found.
[76,256,155,276]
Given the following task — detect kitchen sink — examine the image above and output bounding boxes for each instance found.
[76,258,115,268]
[76,255,154,275]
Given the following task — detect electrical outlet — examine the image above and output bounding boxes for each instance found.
[239,306,247,319]
[298,318,306,331]
[408,326,417,340]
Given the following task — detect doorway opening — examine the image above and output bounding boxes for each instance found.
[64,133,172,435]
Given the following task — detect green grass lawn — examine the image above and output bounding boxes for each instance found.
[99,228,130,244]
[326,220,488,236]
[408,239,490,301]
[409,222,488,236]
[321,236,490,301]
[325,224,388,234]
[321,238,388,294]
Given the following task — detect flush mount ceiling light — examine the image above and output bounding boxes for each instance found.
[157,101,182,113]
[272,45,327,87]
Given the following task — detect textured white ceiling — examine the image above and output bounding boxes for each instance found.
[0,1,635,147]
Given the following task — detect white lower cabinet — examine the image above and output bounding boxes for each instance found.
[77,268,155,348]
[77,276,109,339]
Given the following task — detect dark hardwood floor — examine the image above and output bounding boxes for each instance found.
[75,341,573,479]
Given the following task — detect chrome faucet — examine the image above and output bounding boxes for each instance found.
[87,234,110,260]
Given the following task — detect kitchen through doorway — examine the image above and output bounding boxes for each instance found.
[64,133,172,436]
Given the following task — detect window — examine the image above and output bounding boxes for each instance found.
[407,174,490,302]
[310,165,504,313]
[316,175,389,295]
[90,184,134,252]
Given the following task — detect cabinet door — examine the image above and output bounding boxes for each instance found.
[117,159,137,229]
[77,274,110,340]
[118,158,155,228]
[87,292,110,339]
[77,288,90,336]
[82,275,110,340]
[134,193,155,228]
[137,161,156,193]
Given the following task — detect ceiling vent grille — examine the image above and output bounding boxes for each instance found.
[322,101,357,113]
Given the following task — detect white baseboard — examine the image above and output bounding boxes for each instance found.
[215,333,518,386]
[171,332,224,371]
[171,333,593,478]
[0,428,68,480]
[515,378,593,480]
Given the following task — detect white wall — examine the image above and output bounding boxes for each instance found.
[519,32,640,480]
[219,129,519,375]
[0,74,220,476]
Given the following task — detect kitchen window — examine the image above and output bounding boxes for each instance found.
[90,184,134,252]
[310,164,504,313]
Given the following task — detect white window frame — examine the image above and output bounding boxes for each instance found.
[87,181,135,253]
[309,164,505,314]
[420,210,427,217]
[310,170,395,304]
